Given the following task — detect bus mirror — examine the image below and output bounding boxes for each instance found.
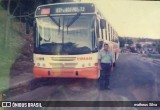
[92,47,98,53]
[26,22,30,34]
[100,19,106,29]
[98,41,103,50]
[33,20,36,51]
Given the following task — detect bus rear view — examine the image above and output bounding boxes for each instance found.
[33,3,99,79]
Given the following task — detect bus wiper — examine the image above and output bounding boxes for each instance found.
[50,16,61,32]
[66,13,81,32]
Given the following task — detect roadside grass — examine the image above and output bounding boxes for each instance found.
[0,6,23,93]
[147,54,160,59]
[142,54,160,59]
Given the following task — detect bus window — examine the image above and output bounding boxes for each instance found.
[115,37,119,43]
[101,28,103,39]
[112,29,115,42]
[103,29,106,40]
[105,24,108,40]
[111,27,113,41]
[100,19,106,29]
[100,19,106,40]
[108,24,110,41]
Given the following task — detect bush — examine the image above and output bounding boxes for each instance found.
[157,45,160,54]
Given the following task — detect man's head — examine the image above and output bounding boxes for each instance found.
[104,43,109,51]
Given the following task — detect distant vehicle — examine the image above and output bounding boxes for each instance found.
[33,2,120,79]
[130,47,137,53]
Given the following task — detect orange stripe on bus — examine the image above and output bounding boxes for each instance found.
[33,67,99,79]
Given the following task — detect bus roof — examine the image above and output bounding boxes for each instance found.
[35,2,98,17]
[35,2,118,35]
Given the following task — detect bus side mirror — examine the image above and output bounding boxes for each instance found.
[100,19,106,29]
[26,22,30,34]
[98,40,104,50]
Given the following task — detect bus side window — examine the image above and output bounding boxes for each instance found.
[108,24,110,41]
[111,27,113,41]
[100,19,106,40]
[101,26,103,39]
[115,37,119,43]
[105,24,107,40]
[112,29,114,42]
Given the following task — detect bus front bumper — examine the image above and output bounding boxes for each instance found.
[33,67,99,79]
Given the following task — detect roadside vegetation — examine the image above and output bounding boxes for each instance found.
[156,41,160,54]
[0,0,64,102]
[0,5,23,92]
[147,54,160,59]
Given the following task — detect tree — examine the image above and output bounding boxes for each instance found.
[127,39,133,46]
[152,42,156,47]
[156,41,160,54]
[157,46,160,53]
[136,43,142,49]
[4,0,11,48]
[119,37,125,48]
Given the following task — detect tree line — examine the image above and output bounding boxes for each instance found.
[119,37,160,53]
[0,0,74,34]
[0,0,57,20]
[0,0,73,23]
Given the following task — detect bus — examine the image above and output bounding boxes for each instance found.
[33,2,119,79]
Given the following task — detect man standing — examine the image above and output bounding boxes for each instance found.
[98,43,113,90]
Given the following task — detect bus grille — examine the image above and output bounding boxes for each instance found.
[50,63,77,68]
[51,57,76,61]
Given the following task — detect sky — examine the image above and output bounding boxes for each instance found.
[79,0,160,39]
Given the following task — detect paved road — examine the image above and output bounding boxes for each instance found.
[5,54,160,110]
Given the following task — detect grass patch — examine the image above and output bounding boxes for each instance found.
[0,6,23,92]
[147,54,160,59]
[142,54,160,59]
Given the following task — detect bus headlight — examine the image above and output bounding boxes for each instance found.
[94,63,98,66]
[43,64,46,67]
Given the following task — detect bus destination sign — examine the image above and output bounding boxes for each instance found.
[36,3,95,16]
[55,7,85,13]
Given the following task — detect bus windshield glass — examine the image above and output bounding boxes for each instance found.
[35,14,96,55]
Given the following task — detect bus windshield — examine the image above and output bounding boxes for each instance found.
[35,14,96,55]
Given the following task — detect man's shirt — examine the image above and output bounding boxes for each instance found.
[98,50,113,64]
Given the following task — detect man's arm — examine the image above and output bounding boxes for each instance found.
[98,52,102,70]
[110,52,114,71]
[98,59,102,70]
